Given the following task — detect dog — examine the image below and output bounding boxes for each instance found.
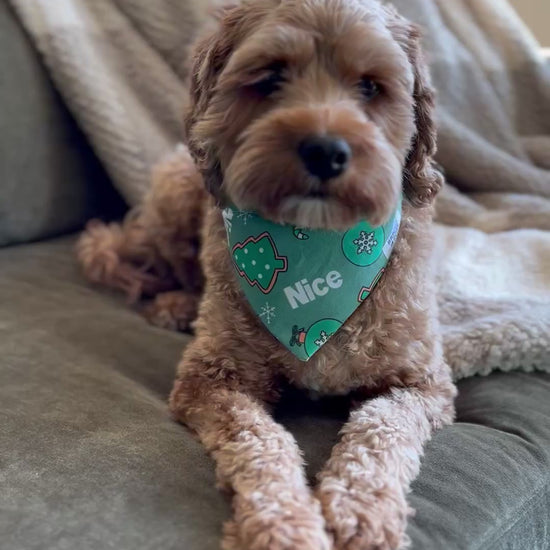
[78,1,456,548]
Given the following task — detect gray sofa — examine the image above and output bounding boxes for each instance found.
[1,5,549,549]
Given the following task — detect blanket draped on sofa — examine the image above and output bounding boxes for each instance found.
[9,0,550,379]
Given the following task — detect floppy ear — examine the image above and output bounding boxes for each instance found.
[184,5,242,200]
[386,11,443,207]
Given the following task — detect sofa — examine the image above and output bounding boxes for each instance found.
[1,4,549,549]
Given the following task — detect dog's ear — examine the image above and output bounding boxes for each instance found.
[184,5,242,201]
[386,11,443,207]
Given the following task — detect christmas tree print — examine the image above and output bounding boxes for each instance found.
[232,232,288,294]
[357,268,386,302]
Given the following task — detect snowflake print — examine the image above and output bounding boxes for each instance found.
[314,330,330,347]
[237,211,254,225]
[353,230,378,255]
[259,302,276,325]
[222,208,233,233]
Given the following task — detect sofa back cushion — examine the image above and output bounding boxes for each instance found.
[0,3,123,247]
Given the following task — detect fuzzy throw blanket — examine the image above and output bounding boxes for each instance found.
[9,0,550,380]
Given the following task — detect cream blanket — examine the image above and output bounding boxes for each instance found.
[9,0,550,379]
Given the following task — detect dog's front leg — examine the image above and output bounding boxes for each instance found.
[170,362,331,550]
[316,375,455,550]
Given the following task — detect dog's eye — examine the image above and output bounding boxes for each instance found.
[253,72,284,96]
[360,77,381,101]
[247,62,286,97]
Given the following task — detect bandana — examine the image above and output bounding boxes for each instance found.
[222,200,402,361]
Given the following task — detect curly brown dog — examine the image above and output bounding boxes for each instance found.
[78,1,457,548]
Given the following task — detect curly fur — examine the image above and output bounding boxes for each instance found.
[77,146,205,329]
[77,1,456,548]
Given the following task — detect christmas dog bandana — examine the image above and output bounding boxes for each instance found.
[223,201,402,361]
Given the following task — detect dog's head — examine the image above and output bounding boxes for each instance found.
[185,0,442,230]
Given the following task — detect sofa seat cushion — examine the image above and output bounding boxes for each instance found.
[0,236,549,550]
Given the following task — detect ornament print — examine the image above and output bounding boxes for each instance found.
[289,319,343,358]
[304,319,343,357]
[353,230,378,255]
[342,222,385,267]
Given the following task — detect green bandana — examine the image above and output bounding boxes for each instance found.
[223,200,402,361]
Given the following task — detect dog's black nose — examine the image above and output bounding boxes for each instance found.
[298,136,351,180]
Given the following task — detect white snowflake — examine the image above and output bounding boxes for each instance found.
[259,302,276,325]
[237,211,254,225]
[353,230,378,255]
[314,330,330,347]
[222,208,233,234]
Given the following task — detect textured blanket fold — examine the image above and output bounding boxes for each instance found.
[9,0,550,379]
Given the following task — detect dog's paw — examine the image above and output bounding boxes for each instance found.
[317,479,410,550]
[142,291,199,332]
[225,492,332,550]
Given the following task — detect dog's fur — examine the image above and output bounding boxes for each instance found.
[77,1,456,548]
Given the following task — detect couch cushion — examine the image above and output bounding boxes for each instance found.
[0,236,549,550]
[0,3,124,247]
